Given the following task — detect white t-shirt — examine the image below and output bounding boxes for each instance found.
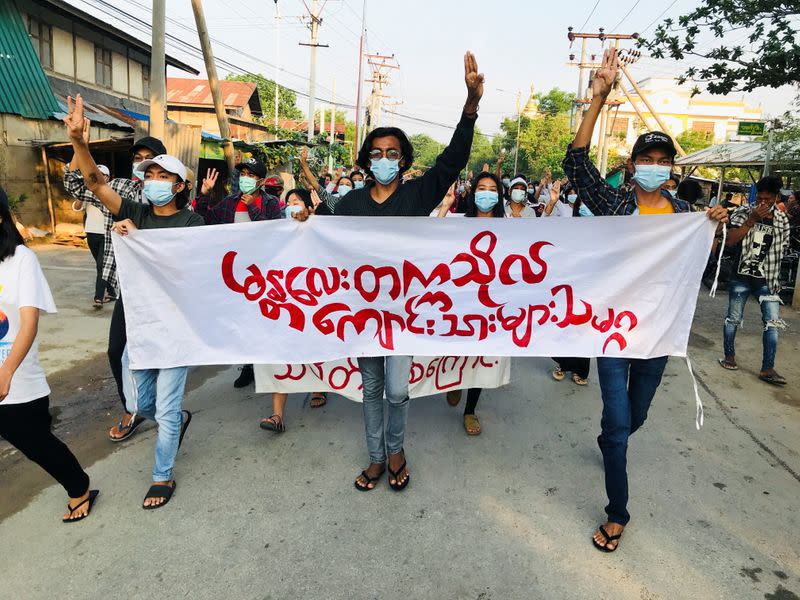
[545,201,574,218]
[72,201,106,234]
[505,204,537,218]
[0,246,57,405]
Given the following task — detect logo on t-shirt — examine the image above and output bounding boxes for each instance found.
[738,221,774,279]
[0,308,8,341]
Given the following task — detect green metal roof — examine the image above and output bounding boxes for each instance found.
[0,1,59,119]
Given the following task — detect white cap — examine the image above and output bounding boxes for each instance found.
[97,164,110,177]
[137,154,187,181]
[509,176,527,189]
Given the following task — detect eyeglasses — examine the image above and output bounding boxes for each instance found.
[368,148,402,161]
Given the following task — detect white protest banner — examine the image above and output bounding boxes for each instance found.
[113,214,715,370]
[254,356,511,401]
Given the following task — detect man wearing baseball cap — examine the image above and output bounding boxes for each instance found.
[194,156,281,389]
[63,133,169,445]
[195,156,281,225]
[562,48,729,554]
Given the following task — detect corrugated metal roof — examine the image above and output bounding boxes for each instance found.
[52,95,135,129]
[167,78,259,110]
[0,1,59,119]
[675,142,766,167]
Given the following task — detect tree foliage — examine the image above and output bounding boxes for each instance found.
[409,133,444,168]
[225,73,304,120]
[535,88,575,116]
[644,1,800,94]
[676,130,715,154]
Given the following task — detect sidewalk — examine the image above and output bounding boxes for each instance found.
[0,245,797,600]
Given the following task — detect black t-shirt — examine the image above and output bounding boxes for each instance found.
[731,216,774,288]
[116,198,205,229]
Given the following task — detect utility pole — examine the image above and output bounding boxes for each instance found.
[329,78,336,173]
[273,0,280,128]
[354,0,367,157]
[514,90,522,174]
[191,0,235,173]
[300,0,328,142]
[365,53,399,134]
[572,37,587,132]
[763,118,781,176]
[149,0,166,141]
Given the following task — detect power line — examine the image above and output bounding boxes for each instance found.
[640,0,679,34]
[610,0,642,31]
[578,0,601,31]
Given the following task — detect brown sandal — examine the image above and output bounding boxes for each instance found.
[259,414,285,433]
[463,414,482,436]
[309,392,327,408]
[446,389,462,407]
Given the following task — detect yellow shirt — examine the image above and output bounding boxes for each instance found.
[637,201,675,215]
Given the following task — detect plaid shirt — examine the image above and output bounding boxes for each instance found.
[194,191,282,224]
[563,145,690,215]
[63,165,143,291]
[729,205,790,294]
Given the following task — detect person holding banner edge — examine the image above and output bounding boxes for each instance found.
[64,94,203,510]
[340,51,483,491]
[564,48,729,552]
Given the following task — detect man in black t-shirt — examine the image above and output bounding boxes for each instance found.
[720,176,790,386]
[348,52,484,493]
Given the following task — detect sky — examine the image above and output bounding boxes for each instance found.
[72,0,797,142]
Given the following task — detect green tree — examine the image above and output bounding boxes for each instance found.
[467,126,496,174]
[676,130,715,154]
[410,133,445,168]
[535,88,575,116]
[225,73,304,120]
[644,1,800,94]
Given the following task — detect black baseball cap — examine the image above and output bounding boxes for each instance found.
[631,131,677,161]
[235,156,267,179]
[132,136,167,157]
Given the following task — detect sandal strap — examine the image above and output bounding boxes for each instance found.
[388,460,407,478]
[66,496,90,515]
[145,483,175,499]
[599,525,622,542]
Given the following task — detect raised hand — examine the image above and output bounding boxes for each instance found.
[111,219,138,236]
[482,163,490,173]
[300,146,309,164]
[497,149,507,165]
[592,48,619,100]
[464,51,484,112]
[442,183,457,210]
[64,95,89,143]
[309,188,322,209]
[549,180,562,203]
[200,168,219,196]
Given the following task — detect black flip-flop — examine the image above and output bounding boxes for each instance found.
[759,373,787,386]
[592,525,622,552]
[354,468,385,492]
[178,410,192,448]
[718,358,739,371]
[109,416,145,443]
[62,489,100,523]
[388,460,410,492]
[143,482,176,510]
[309,393,327,408]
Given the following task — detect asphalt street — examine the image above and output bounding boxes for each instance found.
[0,244,798,600]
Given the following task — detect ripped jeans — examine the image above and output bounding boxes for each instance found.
[723,279,782,371]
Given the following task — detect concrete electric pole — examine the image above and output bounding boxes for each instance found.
[149,0,166,140]
[300,0,329,141]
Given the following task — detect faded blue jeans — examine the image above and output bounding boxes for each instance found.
[122,347,188,482]
[723,279,782,371]
[358,356,412,465]
[596,356,669,526]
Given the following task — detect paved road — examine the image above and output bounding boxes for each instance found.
[0,244,798,600]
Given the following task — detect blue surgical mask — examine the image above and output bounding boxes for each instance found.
[457,185,466,194]
[239,175,258,194]
[502,178,511,188]
[567,193,578,203]
[474,190,499,212]
[285,204,303,218]
[632,165,672,192]
[510,189,527,203]
[668,189,678,198]
[370,158,400,185]
[143,180,176,206]
[337,185,352,196]
[353,180,365,190]
[132,162,145,181]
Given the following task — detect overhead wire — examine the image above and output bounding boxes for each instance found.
[610,0,642,31]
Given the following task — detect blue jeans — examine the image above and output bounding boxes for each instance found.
[122,348,188,482]
[358,356,412,464]
[723,279,781,371]
[596,356,669,526]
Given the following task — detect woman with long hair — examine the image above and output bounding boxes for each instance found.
[0,186,99,522]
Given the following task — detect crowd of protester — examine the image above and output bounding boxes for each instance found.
[0,50,791,554]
